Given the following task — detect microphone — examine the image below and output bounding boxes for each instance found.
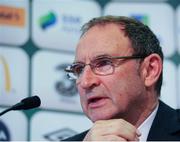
[0,96,41,116]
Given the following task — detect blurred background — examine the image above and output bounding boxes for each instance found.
[0,0,180,141]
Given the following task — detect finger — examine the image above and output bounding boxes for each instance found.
[86,119,141,141]
[84,134,128,141]
[94,119,140,141]
[101,135,127,141]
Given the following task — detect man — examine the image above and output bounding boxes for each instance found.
[64,16,180,141]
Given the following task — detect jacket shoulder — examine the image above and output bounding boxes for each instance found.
[148,101,180,141]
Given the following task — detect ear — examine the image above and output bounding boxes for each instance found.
[140,54,162,88]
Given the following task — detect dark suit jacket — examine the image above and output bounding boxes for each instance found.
[63,100,180,141]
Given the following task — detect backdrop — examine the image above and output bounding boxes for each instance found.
[0,0,180,141]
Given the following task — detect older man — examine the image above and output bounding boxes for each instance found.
[64,16,180,141]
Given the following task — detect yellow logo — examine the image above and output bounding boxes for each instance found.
[0,56,11,92]
[0,5,25,27]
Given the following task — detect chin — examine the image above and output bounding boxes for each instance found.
[89,113,115,122]
[84,106,121,122]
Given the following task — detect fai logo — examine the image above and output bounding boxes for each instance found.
[0,120,11,141]
[55,64,77,97]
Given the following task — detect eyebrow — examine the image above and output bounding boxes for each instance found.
[74,53,111,63]
[92,54,113,60]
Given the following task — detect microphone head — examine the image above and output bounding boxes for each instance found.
[21,96,41,110]
[12,96,41,110]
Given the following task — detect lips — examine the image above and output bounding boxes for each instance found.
[87,96,108,109]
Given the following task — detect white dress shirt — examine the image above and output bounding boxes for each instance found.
[138,103,159,141]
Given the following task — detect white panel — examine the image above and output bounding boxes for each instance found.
[176,5,180,54]
[30,111,92,141]
[104,2,175,57]
[32,0,101,51]
[0,46,29,106]
[0,108,27,140]
[32,50,82,112]
[160,60,178,109]
[0,0,29,46]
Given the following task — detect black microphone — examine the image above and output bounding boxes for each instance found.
[0,96,41,116]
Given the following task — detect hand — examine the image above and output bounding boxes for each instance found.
[83,119,141,141]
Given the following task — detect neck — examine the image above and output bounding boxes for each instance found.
[134,99,158,127]
[124,92,159,127]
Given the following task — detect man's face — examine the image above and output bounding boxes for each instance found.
[75,24,146,122]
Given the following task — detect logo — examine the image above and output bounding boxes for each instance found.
[38,12,57,30]
[0,5,25,27]
[44,128,77,141]
[62,15,81,24]
[0,55,11,93]
[55,64,77,97]
[130,14,149,25]
[61,14,82,32]
[0,120,11,141]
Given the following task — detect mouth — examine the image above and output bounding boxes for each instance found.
[87,96,108,109]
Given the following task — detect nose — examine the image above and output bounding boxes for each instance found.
[76,65,100,89]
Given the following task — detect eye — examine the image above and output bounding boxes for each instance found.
[91,57,115,75]
[72,63,85,76]
[95,58,113,67]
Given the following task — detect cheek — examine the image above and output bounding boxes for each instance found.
[77,87,87,109]
[77,87,85,101]
[103,68,144,102]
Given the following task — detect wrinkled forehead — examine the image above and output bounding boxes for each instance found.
[75,24,133,62]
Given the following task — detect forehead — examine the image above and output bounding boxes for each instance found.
[75,23,133,61]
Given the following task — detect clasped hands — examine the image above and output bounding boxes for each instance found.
[83,119,141,141]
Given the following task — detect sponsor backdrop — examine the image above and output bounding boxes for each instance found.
[0,0,180,140]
